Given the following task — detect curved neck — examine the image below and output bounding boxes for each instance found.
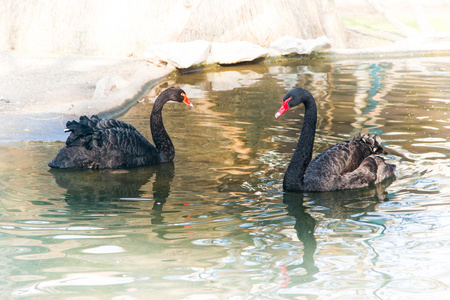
[150,98,174,163]
[283,96,317,192]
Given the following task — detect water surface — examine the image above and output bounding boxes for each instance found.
[0,56,449,299]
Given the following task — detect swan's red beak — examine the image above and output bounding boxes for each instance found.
[275,97,291,118]
[182,93,194,107]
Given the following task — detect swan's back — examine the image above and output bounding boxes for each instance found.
[49,115,158,169]
[303,133,396,191]
[65,115,136,146]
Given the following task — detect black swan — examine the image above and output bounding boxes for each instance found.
[49,87,193,169]
[275,87,395,192]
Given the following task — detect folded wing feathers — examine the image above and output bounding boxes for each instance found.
[64,115,146,155]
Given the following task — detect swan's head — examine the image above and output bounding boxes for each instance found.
[162,87,193,107]
[275,88,313,118]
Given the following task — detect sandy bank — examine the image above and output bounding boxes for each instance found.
[0,52,176,142]
[0,52,174,116]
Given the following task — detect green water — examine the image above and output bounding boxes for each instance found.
[1,56,449,299]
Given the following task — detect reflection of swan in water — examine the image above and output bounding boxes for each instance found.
[282,192,319,282]
[280,176,395,285]
[50,162,175,213]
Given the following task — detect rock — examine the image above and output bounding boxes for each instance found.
[269,36,331,56]
[144,37,330,68]
[208,41,268,65]
[145,40,211,69]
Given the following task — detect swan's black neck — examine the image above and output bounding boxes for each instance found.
[151,96,174,163]
[283,94,317,192]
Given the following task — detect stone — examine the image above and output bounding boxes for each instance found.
[208,41,268,65]
[145,40,211,69]
[269,36,331,56]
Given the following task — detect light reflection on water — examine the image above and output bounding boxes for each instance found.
[0,56,450,299]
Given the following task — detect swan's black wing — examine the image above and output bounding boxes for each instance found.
[50,115,159,169]
[66,115,155,152]
[304,133,394,191]
[307,134,385,175]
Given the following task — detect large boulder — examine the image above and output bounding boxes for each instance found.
[208,41,268,65]
[145,40,211,69]
[269,36,331,56]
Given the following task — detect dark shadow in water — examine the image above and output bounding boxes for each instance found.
[49,162,175,217]
[281,176,395,284]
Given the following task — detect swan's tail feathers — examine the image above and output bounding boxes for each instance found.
[340,156,378,189]
[65,115,99,134]
[65,115,101,147]
[353,133,396,184]
[374,156,396,184]
[354,133,387,155]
